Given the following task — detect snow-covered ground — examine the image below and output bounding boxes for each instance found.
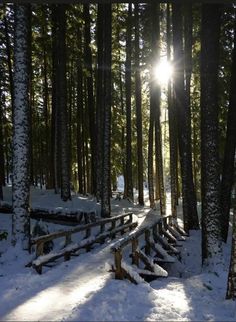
[0,187,235,321]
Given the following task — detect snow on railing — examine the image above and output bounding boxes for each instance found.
[111,215,185,283]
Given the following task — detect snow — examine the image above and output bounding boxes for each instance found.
[0,187,236,321]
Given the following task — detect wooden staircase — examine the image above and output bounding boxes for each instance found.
[111,215,187,284]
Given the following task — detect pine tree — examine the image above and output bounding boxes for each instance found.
[172,3,199,231]
[201,4,222,264]
[167,3,178,219]
[226,203,236,299]
[221,20,236,242]
[12,4,31,250]
[134,4,144,206]
[84,4,96,195]
[124,3,133,202]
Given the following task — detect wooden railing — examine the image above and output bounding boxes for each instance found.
[29,212,137,274]
[110,215,185,283]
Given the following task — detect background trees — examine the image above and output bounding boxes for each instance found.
[0,4,235,272]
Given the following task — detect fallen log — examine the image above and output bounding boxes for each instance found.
[0,202,97,224]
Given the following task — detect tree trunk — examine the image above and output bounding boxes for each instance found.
[12,4,31,251]
[148,3,155,209]
[201,4,222,264]
[167,3,177,218]
[220,21,236,242]
[95,4,104,201]
[172,3,199,231]
[3,9,14,114]
[152,3,165,215]
[51,5,60,194]
[84,4,96,195]
[100,4,112,217]
[123,3,133,202]
[76,26,84,195]
[0,91,4,200]
[226,203,236,299]
[134,4,144,206]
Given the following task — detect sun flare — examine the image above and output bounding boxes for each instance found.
[153,60,173,85]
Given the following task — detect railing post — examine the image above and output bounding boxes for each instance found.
[152,225,158,243]
[85,227,91,251]
[129,214,133,231]
[145,229,151,256]
[120,217,125,234]
[132,238,139,266]
[114,250,124,280]
[36,241,44,257]
[65,233,72,246]
[111,220,116,238]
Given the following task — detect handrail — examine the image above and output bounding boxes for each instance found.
[31,212,134,257]
[111,217,162,251]
[110,215,180,282]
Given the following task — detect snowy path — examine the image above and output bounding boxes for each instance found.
[1,187,236,321]
[1,229,236,321]
[1,243,114,321]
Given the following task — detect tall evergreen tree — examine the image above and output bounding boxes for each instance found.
[134,4,144,206]
[51,5,71,201]
[153,3,165,215]
[84,4,96,195]
[172,3,199,231]
[201,4,222,264]
[124,3,133,202]
[167,3,178,219]
[221,20,236,242]
[12,4,31,250]
[58,5,71,201]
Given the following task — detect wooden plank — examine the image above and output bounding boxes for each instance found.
[167,225,186,241]
[152,230,180,254]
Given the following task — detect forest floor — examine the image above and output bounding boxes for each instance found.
[0,187,236,321]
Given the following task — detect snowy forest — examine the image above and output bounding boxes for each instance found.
[0,2,236,321]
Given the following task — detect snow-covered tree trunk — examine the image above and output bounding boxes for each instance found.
[12,4,31,251]
[95,4,104,202]
[201,4,222,265]
[101,3,112,217]
[226,204,236,299]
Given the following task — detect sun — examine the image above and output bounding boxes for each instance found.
[153,60,173,85]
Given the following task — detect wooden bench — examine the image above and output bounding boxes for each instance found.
[110,215,186,284]
[29,212,137,274]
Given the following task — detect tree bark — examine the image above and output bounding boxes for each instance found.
[167,3,177,218]
[84,4,96,195]
[172,3,199,231]
[95,4,104,201]
[134,4,144,206]
[100,4,112,217]
[201,4,222,264]
[226,203,236,299]
[12,4,31,251]
[58,5,71,201]
[220,21,236,242]
[124,3,133,202]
